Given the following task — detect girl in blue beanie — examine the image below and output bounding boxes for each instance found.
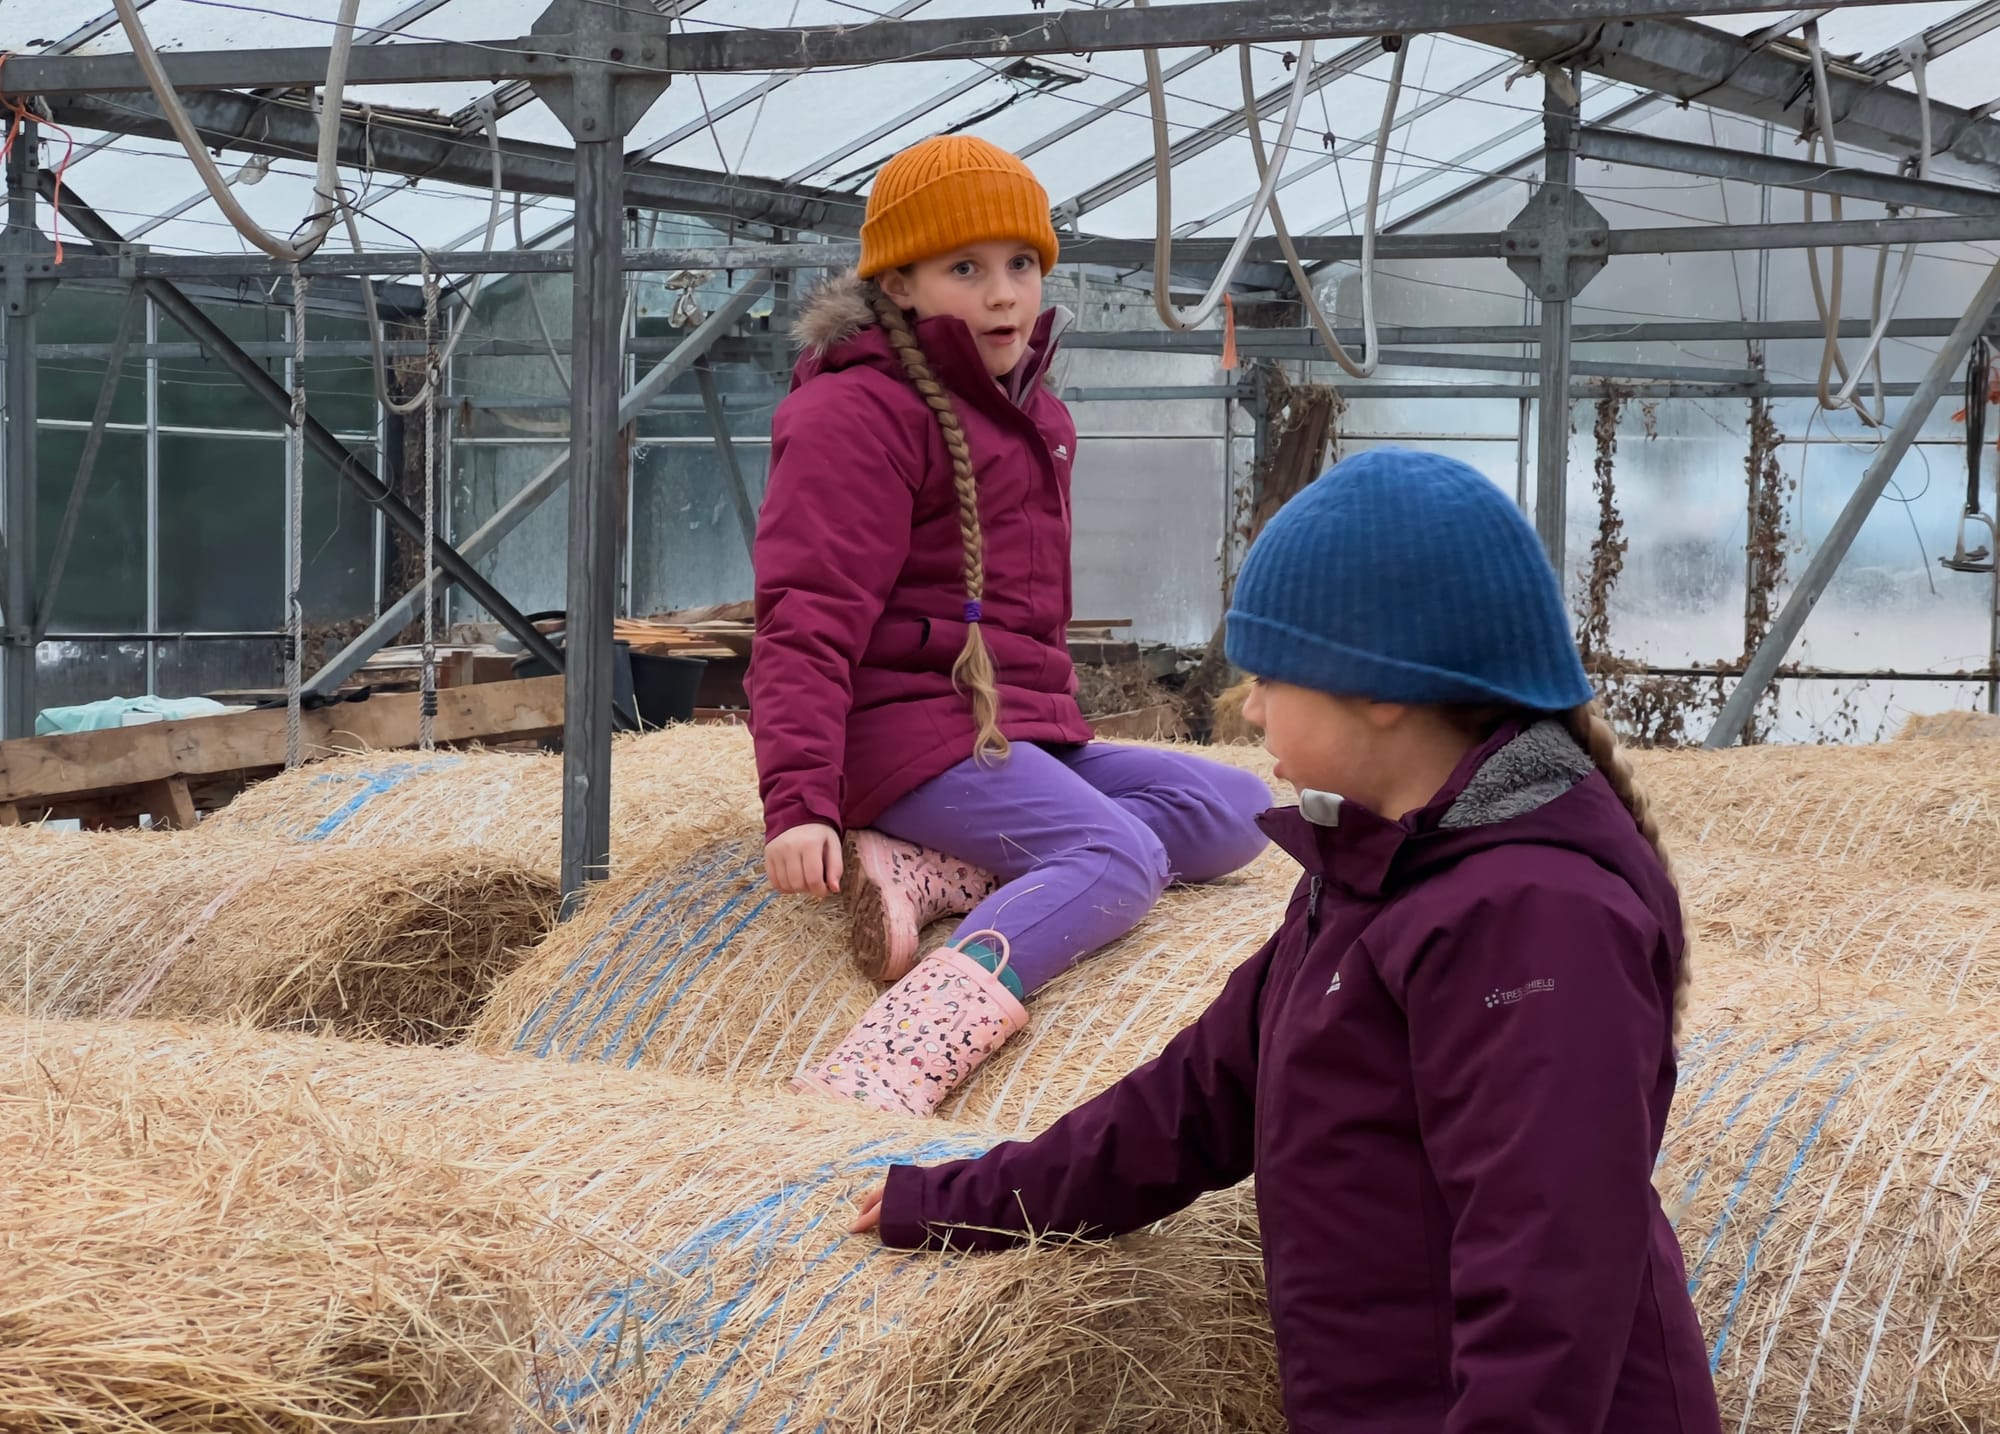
[847,447,1722,1434]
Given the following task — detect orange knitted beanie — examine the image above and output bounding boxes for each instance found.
[858,135,1060,279]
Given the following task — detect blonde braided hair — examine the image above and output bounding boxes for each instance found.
[1561,701,1692,1037]
[865,283,1010,762]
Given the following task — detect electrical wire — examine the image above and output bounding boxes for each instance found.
[1241,41,1405,378]
[110,0,360,261]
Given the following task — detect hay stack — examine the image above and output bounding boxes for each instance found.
[1683,846,2000,1008]
[1634,740,2000,890]
[2,1018,1281,1434]
[0,830,555,1041]
[1896,708,2000,742]
[1208,678,1260,745]
[1667,971,2000,1432]
[474,833,1298,1134]
[200,726,1283,872]
[200,724,762,865]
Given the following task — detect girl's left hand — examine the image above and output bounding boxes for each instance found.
[851,1181,887,1236]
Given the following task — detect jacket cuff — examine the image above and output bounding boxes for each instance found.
[762,793,844,844]
[877,1163,936,1250]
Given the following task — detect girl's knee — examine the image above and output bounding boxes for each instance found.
[1095,818,1172,903]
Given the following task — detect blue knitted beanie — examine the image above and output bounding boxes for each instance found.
[1225,447,1595,711]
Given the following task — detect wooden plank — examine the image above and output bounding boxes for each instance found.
[0,803,17,827]
[146,775,199,830]
[0,676,565,807]
[1090,704,1189,741]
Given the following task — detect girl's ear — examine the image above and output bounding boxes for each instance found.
[876,266,916,310]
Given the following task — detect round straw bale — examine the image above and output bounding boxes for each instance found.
[1208,678,1261,745]
[1665,973,2000,1433]
[1633,740,2000,890]
[0,830,556,1042]
[200,724,763,866]
[1,1026,532,1432]
[472,833,1299,1134]
[1896,708,2000,742]
[201,728,1282,873]
[1,1018,1283,1434]
[1682,845,2000,1008]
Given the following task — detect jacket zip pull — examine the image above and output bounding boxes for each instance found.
[1306,875,1322,941]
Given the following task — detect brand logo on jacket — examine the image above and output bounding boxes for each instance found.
[1326,971,1342,995]
[1484,978,1556,1010]
[1054,443,1070,461]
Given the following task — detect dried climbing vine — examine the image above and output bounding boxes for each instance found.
[1576,393,1628,662]
[1737,396,1796,743]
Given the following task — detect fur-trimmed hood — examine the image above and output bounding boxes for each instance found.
[787,271,1070,399]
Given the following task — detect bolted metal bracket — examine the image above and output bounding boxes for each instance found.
[527,0,672,142]
[1502,185,1609,303]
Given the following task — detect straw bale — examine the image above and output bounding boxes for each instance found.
[474,833,1299,1134]
[0,830,555,1041]
[201,726,1282,872]
[200,725,762,867]
[1208,678,1260,745]
[1896,708,2000,742]
[1682,846,2000,1008]
[1633,740,2000,890]
[1665,972,2000,1432]
[1,1018,1282,1433]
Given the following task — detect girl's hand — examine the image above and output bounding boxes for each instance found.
[851,1181,887,1236]
[766,823,843,898]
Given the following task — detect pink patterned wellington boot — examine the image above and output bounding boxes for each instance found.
[794,930,1029,1118]
[843,829,999,983]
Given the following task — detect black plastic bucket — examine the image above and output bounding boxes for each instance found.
[629,652,708,728]
[513,638,640,741]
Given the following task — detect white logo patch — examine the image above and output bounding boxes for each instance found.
[1484,978,1557,1010]
[1326,972,1342,995]
[1054,443,1071,461]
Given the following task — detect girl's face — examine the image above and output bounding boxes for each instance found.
[877,241,1046,378]
[1243,678,1481,822]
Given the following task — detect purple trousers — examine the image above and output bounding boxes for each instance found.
[872,742,1273,996]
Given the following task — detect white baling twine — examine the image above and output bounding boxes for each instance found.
[419,256,440,753]
[286,266,308,771]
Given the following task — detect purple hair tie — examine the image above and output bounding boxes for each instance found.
[963,601,984,624]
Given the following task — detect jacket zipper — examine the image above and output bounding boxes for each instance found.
[1306,875,1323,941]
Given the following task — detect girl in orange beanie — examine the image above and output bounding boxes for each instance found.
[745,135,1271,1118]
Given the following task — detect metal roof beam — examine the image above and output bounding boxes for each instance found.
[1856,0,2000,77]
[41,88,870,235]
[1576,125,2000,210]
[0,0,1949,95]
[1456,14,2000,182]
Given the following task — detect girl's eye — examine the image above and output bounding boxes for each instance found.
[1010,255,1034,271]
[952,262,976,277]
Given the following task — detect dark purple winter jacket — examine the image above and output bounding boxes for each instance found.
[879,720,1723,1434]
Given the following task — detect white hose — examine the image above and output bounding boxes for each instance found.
[1830,44,1931,413]
[1242,42,1405,378]
[112,0,360,261]
[1139,0,1319,331]
[1803,22,1933,426]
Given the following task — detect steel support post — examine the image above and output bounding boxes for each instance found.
[1703,256,2000,749]
[543,0,665,913]
[558,143,625,910]
[304,273,769,697]
[1,124,42,739]
[1510,74,1602,573]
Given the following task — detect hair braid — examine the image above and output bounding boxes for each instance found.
[867,285,1010,762]
[1563,702,1691,1038]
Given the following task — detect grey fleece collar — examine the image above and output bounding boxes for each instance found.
[1438,719,1594,830]
[1298,720,1591,832]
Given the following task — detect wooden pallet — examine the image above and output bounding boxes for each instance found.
[0,677,565,830]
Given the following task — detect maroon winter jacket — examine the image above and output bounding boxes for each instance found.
[745,277,1092,842]
[880,720,1723,1434]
